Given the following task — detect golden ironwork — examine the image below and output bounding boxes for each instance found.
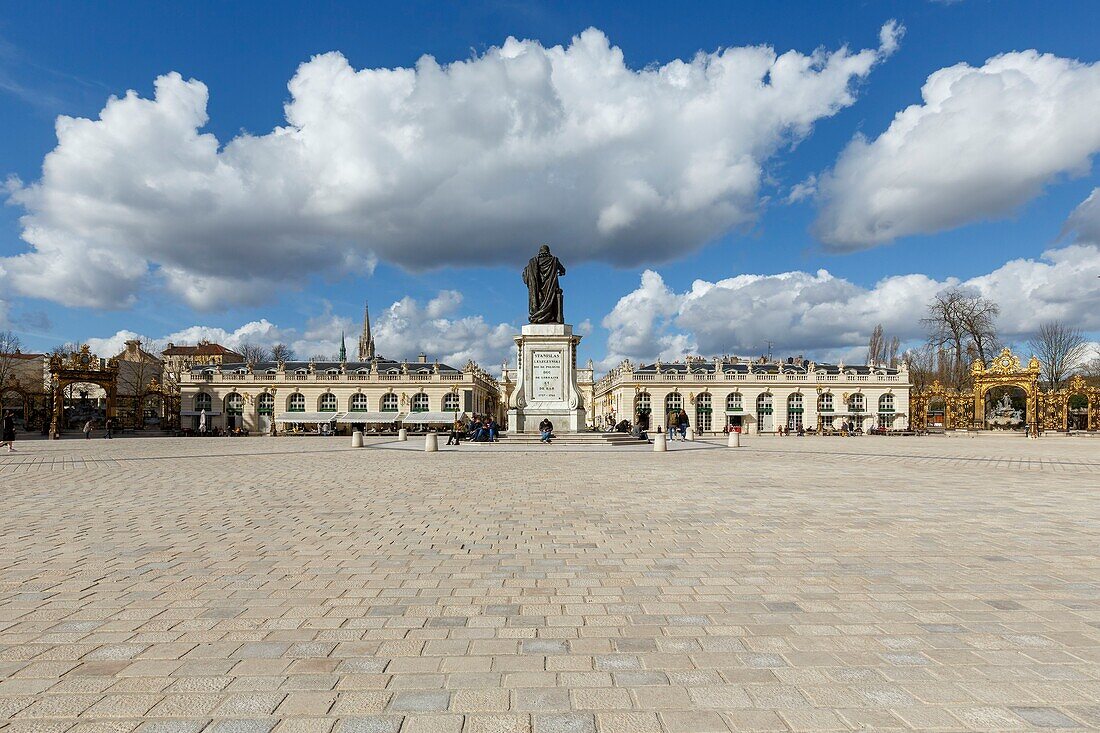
[48,345,120,439]
[914,347,1097,433]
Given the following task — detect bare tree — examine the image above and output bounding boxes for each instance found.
[866,325,885,367]
[957,295,1000,365]
[0,330,24,390]
[902,344,936,391]
[866,325,901,368]
[921,288,1000,387]
[239,343,270,365]
[1027,321,1088,390]
[270,344,294,363]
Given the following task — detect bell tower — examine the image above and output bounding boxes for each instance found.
[358,301,376,361]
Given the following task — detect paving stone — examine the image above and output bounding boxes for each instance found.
[0,436,1098,732]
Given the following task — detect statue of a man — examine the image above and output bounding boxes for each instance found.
[522,244,566,324]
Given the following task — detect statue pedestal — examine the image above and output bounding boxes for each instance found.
[507,324,586,433]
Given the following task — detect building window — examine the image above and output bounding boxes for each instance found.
[635,391,651,415]
[288,393,306,412]
[266,369,277,375]
[350,393,369,411]
[665,392,683,415]
[258,393,274,415]
[319,393,337,412]
[411,393,429,412]
[818,393,834,412]
[195,392,212,412]
[442,392,460,412]
[878,393,895,412]
[225,393,243,415]
[756,393,774,433]
[726,393,742,412]
[381,393,399,412]
[695,393,712,432]
[787,393,803,430]
[849,393,865,412]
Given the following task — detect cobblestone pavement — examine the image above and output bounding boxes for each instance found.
[1,435,1098,732]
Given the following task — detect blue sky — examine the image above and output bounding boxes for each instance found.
[2,1,1099,369]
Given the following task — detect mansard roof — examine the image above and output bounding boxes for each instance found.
[198,358,463,374]
[632,359,902,376]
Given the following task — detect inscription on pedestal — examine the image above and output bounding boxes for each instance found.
[532,350,563,401]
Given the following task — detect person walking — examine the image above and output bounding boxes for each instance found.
[83,419,94,439]
[677,409,690,441]
[1,410,16,452]
[104,417,114,439]
[539,418,554,444]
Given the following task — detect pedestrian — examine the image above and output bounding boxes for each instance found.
[1,410,16,452]
[446,418,463,446]
[104,417,114,439]
[83,419,93,439]
[539,418,554,444]
[677,409,689,441]
[487,418,499,442]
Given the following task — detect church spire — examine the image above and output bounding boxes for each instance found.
[339,331,347,363]
[358,301,376,361]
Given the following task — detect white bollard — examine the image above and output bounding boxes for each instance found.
[351,430,363,448]
[653,433,667,452]
[398,428,408,442]
[424,432,438,452]
[686,426,695,442]
[727,430,740,448]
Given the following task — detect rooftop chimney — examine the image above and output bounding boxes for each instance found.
[417,353,428,364]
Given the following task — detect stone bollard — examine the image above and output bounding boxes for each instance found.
[653,432,667,452]
[424,432,438,452]
[351,430,363,448]
[686,426,695,442]
[398,428,408,442]
[727,430,740,448]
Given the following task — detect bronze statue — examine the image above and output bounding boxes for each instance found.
[522,244,566,324]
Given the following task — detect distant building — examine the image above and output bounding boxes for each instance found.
[177,306,500,434]
[593,355,911,434]
[0,350,49,430]
[162,341,245,375]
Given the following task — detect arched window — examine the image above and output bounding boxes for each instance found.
[695,393,712,432]
[756,393,773,412]
[350,393,369,411]
[849,393,865,412]
[265,368,277,375]
[411,393,429,412]
[786,393,803,431]
[288,393,305,412]
[319,393,337,412]
[381,393,399,412]
[726,393,742,411]
[635,392,651,414]
[818,393,834,412]
[665,392,682,414]
[195,392,212,412]
[225,393,243,415]
[878,394,895,412]
[258,393,274,415]
[442,392,460,412]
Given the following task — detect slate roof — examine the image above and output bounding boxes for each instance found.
[197,358,462,375]
[632,359,901,376]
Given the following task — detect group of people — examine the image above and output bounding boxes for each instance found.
[665,409,690,440]
[447,415,499,445]
[81,417,115,439]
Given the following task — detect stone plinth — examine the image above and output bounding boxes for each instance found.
[507,323,586,433]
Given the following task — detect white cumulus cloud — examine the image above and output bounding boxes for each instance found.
[814,51,1100,249]
[602,243,1100,365]
[3,25,898,310]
